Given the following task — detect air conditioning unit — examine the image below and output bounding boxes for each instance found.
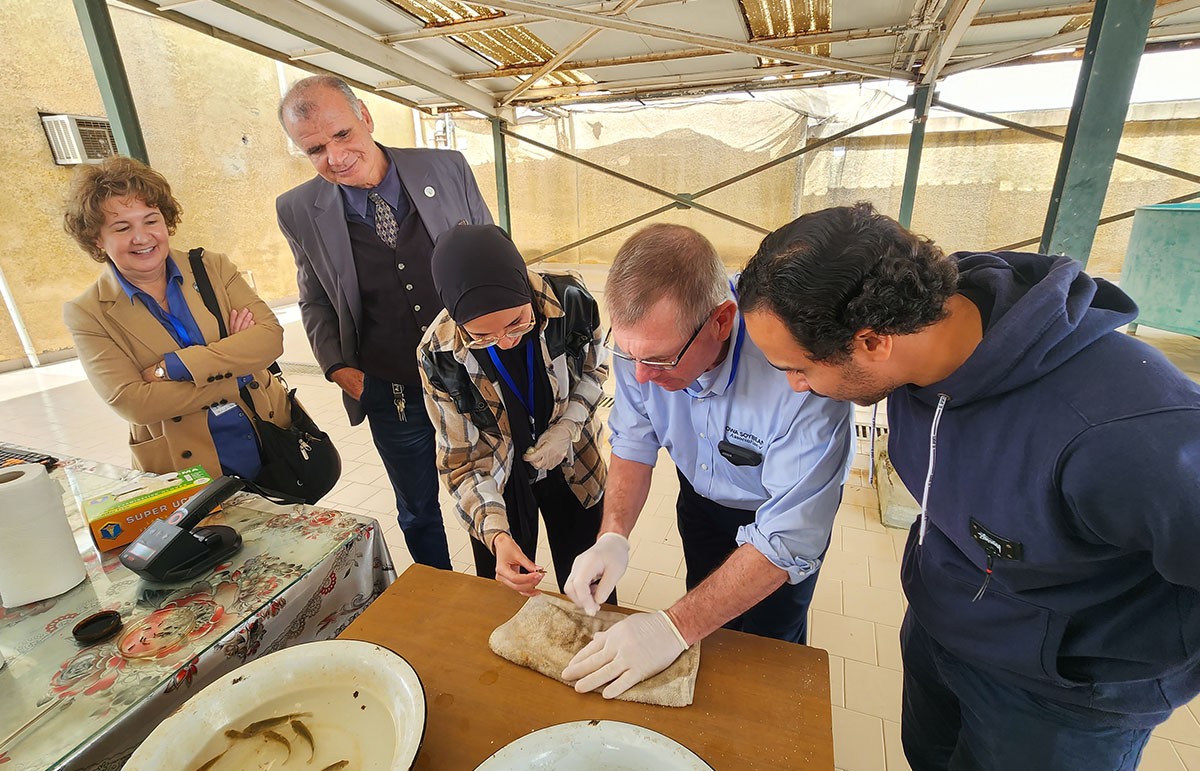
[40,114,118,165]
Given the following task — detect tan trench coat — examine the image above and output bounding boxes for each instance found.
[63,249,291,476]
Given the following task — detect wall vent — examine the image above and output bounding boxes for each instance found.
[40,114,117,165]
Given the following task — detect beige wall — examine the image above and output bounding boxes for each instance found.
[435,100,1198,283]
[0,0,414,365]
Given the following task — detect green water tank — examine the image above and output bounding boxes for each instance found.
[1119,202,1200,336]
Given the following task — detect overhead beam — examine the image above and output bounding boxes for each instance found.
[500,0,646,105]
[382,0,689,43]
[893,0,949,72]
[384,0,1095,47]
[73,0,150,163]
[941,0,1200,76]
[454,3,1102,83]
[933,99,1200,186]
[474,64,863,102]
[919,0,986,84]
[1040,0,1156,264]
[209,0,501,117]
[474,0,908,80]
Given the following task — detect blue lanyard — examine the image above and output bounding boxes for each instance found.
[487,340,537,434]
[160,307,197,348]
[685,318,745,400]
[139,291,198,348]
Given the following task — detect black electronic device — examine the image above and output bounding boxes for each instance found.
[118,475,246,582]
[718,439,763,467]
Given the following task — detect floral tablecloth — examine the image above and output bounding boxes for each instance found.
[0,458,396,771]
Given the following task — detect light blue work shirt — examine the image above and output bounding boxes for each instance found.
[608,312,854,584]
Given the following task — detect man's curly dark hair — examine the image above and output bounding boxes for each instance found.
[738,202,959,363]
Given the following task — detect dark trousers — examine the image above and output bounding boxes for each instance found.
[361,375,451,570]
[900,612,1157,771]
[470,469,612,601]
[675,469,824,645]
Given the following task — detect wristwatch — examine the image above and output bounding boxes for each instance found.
[154,364,166,380]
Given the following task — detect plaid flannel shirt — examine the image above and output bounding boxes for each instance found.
[418,271,609,552]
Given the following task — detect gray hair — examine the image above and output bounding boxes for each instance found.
[278,75,362,130]
[606,224,730,337]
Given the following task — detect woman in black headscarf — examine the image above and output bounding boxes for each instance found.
[419,225,613,600]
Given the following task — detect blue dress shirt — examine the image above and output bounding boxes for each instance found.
[339,151,410,227]
[608,312,855,584]
[111,258,261,479]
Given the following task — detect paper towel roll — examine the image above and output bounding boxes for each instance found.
[0,464,87,609]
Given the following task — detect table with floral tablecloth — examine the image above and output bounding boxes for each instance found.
[0,457,396,771]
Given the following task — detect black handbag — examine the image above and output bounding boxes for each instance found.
[188,248,341,504]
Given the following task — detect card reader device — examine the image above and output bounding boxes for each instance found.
[118,475,246,582]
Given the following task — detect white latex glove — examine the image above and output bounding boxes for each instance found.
[564,532,630,616]
[523,420,581,470]
[561,610,688,699]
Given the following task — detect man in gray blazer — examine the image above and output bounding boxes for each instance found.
[276,75,494,569]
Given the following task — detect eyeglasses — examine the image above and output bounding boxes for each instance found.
[461,315,538,349]
[605,314,710,370]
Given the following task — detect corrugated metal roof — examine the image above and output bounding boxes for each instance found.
[128,0,1200,115]
[387,0,592,85]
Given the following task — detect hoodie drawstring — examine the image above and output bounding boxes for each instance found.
[918,393,950,546]
[868,403,879,486]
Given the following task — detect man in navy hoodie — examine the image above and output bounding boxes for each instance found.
[737,202,1200,770]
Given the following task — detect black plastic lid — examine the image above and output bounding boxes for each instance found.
[72,611,123,645]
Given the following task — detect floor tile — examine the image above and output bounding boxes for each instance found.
[821,548,871,586]
[636,572,686,610]
[844,660,903,723]
[810,610,877,664]
[325,481,377,508]
[842,528,898,561]
[829,654,845,708]
[832,706,887,771]
[631,515,673,544]
[618,567,649,602]
[837,504,867,530]
[812,577,844,614]
[1142,737,1187,771]
[868,556,903,592]
[1155,704,1200,746]
[360,487,398,514]
[1173,741,1200,770]
[875,624,903,672]
[843,583,905,627]
[628,540,684,577]
[843,485,881,511]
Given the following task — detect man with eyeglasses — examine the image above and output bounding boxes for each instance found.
[560,223,854,700]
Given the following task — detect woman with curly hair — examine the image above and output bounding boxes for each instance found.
[62,156,290,478]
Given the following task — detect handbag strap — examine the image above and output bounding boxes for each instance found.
[187,248,283,419]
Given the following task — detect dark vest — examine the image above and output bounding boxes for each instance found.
[348,207,442,385]
[424,273,598,435]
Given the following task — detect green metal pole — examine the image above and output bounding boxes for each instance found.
[72,0,149,164]
[490,118,512,235]
[898,84,932,229]
[1039,0,1155,265]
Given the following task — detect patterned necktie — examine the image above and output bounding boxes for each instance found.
[367,191,398,249]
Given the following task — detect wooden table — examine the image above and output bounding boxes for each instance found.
[341,564,833,770]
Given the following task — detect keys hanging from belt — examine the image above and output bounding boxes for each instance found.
[392,383,406,422]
